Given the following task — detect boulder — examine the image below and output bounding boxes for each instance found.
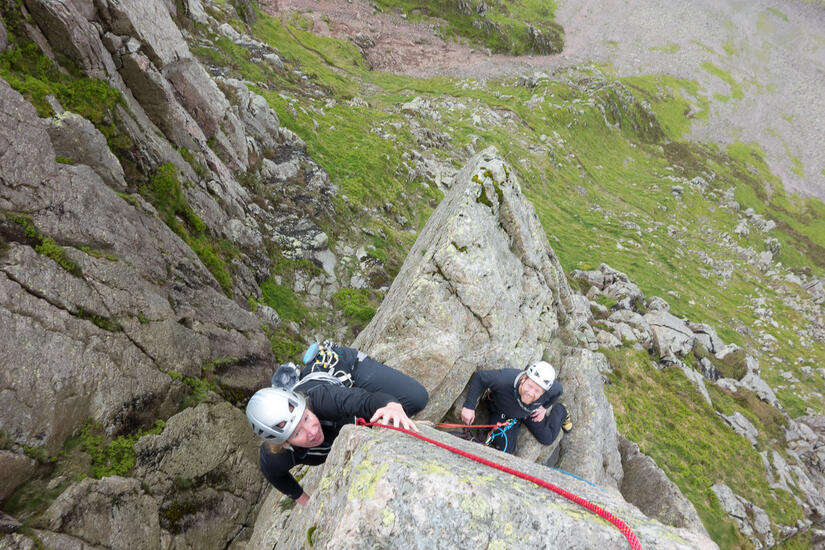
[44,111,127,191]
[599,263,645,306]
[131,401,267,549]
[96,0,190,67]
[644,310,695,359]
[618,436,709,536]
[711,483,775,548]
[556,349,624,490]
[0,534,36,549]
[646,295,670,312]
[251,424,717,549]
[0,511,22,533]
[23,0,119,80]
[569,268,604,290]
[42,476,161,550]
[716,411,759,446]
[218,77,281,153]
[162,59,248,171]
[0,451,38,504]
[353,148,575,420]
[679,364,712,406]
[0,18,7,52]
[688,322,725,354]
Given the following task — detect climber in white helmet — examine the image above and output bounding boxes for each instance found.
[246,383,418,506]
[460,361,572,454]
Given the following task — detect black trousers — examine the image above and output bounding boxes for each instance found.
[352,355,429,416]
[487,403,568,454]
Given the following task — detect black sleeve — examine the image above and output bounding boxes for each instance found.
[463,370,500,409]
[540,379,564,408]
[260,446,304,500]
[307,384,395,421]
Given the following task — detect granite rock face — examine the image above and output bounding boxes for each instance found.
[250,424,718,549]
[354,147,575,420]
[0,77,271,492]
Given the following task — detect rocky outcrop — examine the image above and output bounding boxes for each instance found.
[354,147,575,420]
[44,111,127,191]
[556,348,624,490]
[619,436,709,536]
[41,476,160,549]
[711,483,775,549]
[0,452,37,504]
[31,401,266,549]
[251,424,717,549]
[0,77,271,494]
[0,18,8,52]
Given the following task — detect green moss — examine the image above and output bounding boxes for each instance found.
[263,324,306,363]
[35,236,82,277]
[140,163,233,296]
[55,156,75,165]
[331,288,377,324]
[162,499,205,533]
[8,215,83,276]
[306,525,318,547]
[261,278,308,322]
[78,419,165,479]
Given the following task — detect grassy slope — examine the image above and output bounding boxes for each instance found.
[235,9,825,547]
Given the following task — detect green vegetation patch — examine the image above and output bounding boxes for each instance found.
[604,348,804,546]
[700,61,744,101]
[140,163,233,295]
[331,287,377,324]
[370,0,563,55]
[8,214,82,277]
[78,419,166,479]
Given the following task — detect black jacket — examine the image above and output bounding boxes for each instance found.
[259,381,394,499]
[462,368,562,419]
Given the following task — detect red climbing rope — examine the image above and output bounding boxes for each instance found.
[433,421,512,429]
[356,418,643,550]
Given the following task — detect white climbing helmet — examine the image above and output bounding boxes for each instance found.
[246,387,306,444]
[525,361,556,391]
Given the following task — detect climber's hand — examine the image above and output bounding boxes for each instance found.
[461,407,476,425]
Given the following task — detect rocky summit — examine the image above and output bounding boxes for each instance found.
[2,0,825,548]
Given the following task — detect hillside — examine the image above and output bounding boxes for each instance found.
[1,0,824,548]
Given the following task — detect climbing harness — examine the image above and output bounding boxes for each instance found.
[302,341,354,387]
[356,418,643,550]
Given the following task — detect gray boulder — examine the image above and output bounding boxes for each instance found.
[42,476,160,550]
[44,111,127,191]
[219,77,281,153]
[131,401,267,549]
[599,263,645,307]
[23,0,119,80]
[689,322,725,354]
[557,349,624,490]
[0,451,38,503]
[679,364,712,406]
[716,411,759,446]
[354,148,575,420]
[251,424,717,549]
[619,436,709,536]
[644,310,695,359]
[0,16,9,52]
[711,483,775,548]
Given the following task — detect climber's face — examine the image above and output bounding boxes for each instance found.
[287,409,324,448]
[518,376,544,405]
